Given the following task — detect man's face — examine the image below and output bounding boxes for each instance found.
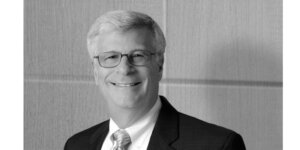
[93,27,163,111]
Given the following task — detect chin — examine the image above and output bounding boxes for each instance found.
[110,93,143,108]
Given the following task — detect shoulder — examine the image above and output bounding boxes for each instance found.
[176,113,245,149]
[178,112,233,135]
[64,120,109,150]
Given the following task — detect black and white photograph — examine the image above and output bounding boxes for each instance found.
[23,0,282,150]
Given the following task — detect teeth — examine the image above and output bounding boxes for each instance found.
[116,83,134,87]
[112,82,140,87]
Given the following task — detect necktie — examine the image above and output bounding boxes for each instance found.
[111,129,131,150]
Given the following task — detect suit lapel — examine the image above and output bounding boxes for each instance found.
[147,96,179,150]
[89,120,109,150]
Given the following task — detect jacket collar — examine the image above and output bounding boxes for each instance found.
[90,120,109,150]
[147,96,179,150]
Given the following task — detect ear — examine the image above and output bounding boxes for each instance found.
[158,64,164,73]
[157,55,164,72]
[93,64,99,85]
[156,55,164,81]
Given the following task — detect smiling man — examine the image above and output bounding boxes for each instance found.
[64,10,246,150]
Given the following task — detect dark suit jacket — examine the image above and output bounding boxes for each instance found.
[64,96,246,150]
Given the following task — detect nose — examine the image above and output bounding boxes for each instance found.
[116,56,134,75]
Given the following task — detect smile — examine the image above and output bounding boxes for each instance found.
[110,82,141,87]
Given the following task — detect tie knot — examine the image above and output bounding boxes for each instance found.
[112,129,131,150]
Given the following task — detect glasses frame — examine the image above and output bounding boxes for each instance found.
[93,50,156,68]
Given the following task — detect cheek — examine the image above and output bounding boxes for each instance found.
[94,68,110,85]
[145,68,161,86]
[149,64,161,80]
[96,70,112,96]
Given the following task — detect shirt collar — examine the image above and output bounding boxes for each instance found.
[108,97,162,143]
[107,117,120,142]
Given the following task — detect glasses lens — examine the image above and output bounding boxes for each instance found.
[99,52,120,67]
[129,50,151,66]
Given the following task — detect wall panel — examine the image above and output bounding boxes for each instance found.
[165,0,282,82]
[24,81,108,150]
[165,84,282,150]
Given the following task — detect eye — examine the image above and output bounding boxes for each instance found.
[105,54,119,60]
[131,51,149,58]
[107,55,118,59]
[132,53,146,58]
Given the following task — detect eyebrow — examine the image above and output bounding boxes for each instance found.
[101,49,149,53]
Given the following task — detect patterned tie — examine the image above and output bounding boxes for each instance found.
[111,129,131,150]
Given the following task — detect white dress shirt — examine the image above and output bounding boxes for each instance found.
[101,97,162,150]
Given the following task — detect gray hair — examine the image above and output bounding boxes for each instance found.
[87,10,166,60]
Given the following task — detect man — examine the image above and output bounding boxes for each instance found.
[64,10,246,150]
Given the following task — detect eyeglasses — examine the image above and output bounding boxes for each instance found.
[93,50,156,68]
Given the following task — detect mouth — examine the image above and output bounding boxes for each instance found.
[110,82,141,87]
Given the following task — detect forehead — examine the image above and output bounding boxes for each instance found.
[95,27,155,53]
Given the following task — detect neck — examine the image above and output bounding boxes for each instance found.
[109,97,158,129]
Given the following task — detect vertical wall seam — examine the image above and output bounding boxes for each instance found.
[162,0,168,97]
